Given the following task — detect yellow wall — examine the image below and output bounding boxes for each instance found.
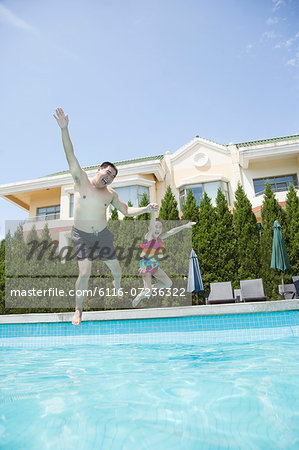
[171,144,233,188]
[29,187,61,218]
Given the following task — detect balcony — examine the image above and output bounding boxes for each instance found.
[251,185,298,217]
[23,216,74,238]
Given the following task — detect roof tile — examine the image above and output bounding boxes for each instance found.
[45,154,164,177]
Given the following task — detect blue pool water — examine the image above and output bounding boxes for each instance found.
[1,338,299,449]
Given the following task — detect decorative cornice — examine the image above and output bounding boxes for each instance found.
[170,138,229,163]
[0,160,165,196]
[117,160,165,181]
[176,174,230,189]
[0,175,69,195]
[238,141,299,168]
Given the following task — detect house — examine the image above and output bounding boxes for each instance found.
[0,134,298,249]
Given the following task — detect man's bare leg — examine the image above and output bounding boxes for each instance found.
[104,259,123,300]
[72,259,92,325]
[132,273,152,308]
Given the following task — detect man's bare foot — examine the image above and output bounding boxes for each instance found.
[72,308,82,326]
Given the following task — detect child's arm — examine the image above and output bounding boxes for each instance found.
[160,221,196,240]
[144,209,157,241]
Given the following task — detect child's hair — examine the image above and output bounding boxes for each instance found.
[155,218,163,224]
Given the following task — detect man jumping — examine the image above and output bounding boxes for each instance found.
[54,107,158,325]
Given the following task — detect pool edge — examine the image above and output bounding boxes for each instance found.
[0,299,298,324]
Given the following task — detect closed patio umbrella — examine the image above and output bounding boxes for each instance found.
[270,220,290,299]
[187,249,204,303]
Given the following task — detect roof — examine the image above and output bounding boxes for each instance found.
[45,133,299,177]
[45,154,164,177]
[234,134,299,148]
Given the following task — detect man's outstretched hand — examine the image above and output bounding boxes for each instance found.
[53,107,69,129]
[147,203,158,212]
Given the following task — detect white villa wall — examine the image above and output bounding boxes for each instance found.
[0,136,298,237]
[242,157,299,206]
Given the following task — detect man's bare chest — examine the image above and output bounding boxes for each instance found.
[75,185,113,209]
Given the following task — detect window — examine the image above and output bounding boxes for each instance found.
[37,205,60,221]
[113,185,150,207]
[253,174,298,196]
[70,194,74,218]
[179,181,230,209]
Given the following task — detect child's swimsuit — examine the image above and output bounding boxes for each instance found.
[139,238,165,275]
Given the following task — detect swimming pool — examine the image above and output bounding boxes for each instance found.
[0,303,298,449]
[1,338,298,449]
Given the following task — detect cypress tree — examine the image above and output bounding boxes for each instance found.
[8,224,27,277]
[159,185,179,220]
[24,225,43,310]
[285,184,299,275]
[110,207,119,220]
[192,192,218,289]
[181,188,200,257]
[136,193,150,220]
[26,225,41,274]
[26,224,40,245]
[5,225,29,311]
[233,184,260,281]
[158,187,180,280]
[0,239,5,314]
[123,200,134,221]
[181,188,199,222]
[40,222,52,243]
[215,188,237,283]
[260,183,286,299]
[39,222,59,278]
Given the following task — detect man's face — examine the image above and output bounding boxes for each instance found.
[97,165,117,187]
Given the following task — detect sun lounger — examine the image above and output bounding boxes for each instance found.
[240,278,267,302]
[207,282,236,305]
[293,279,299,298]
[234,289,242,302]
[278,284,296,299]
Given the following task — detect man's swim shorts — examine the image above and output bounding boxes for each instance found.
[72,227,116,261]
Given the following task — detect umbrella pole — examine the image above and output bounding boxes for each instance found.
[281,271,285,300]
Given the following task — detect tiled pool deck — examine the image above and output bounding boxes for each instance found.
[0,300,298,347]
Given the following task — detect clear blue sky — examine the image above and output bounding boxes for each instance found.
[0,0,298,239]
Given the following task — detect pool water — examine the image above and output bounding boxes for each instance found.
[1,338,298,449]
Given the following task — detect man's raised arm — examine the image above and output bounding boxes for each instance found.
[53,108,84,184]
[111,192,158,217]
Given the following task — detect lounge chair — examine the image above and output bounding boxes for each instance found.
[234,288,242,302]
[207,282,235,305]
[293,279,299,298]
[292,276,299,283]
[240,278,267,302]
[278,284,296,299]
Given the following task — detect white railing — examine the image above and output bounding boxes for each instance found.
[27,214,60,222]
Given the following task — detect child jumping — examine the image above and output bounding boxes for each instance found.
[132,212,196,307]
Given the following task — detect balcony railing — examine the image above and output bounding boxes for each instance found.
[27,214,61,222]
